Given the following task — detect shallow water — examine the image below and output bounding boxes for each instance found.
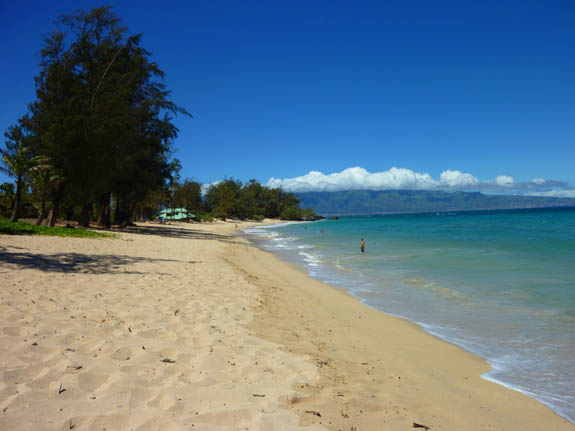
[243,207,575,422]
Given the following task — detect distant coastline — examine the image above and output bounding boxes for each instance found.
[297,189,575,216]
[315,205,575,218]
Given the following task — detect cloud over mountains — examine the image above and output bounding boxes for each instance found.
[266,167,574,196]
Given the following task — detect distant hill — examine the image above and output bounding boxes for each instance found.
[296,190,575,216]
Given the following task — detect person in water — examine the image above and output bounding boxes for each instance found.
[360,238,365,253]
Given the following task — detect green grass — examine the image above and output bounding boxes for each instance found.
[0,217,114,238]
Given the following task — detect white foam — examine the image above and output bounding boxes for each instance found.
[299,251,322,267]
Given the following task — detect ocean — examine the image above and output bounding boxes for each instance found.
[242,207,575,423]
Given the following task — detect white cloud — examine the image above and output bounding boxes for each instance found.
[265,167,575,196]
[439,170,480,187]
[494,175,515,186]
[530,190,575,198]
[266,167,439,192]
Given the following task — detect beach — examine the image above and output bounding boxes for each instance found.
[0,221,571,430]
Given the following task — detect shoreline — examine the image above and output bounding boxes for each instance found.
[241,219,575,425]
[229,222,572,429]
[0,220,571,430]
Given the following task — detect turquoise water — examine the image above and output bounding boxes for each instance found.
[243,207,575,422]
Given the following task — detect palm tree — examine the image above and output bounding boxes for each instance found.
[0,182,15,217]
[29,160,64,225]
[0,144,38,222]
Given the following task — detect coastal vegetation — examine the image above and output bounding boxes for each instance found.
[0,216,112,238]
[204,179,316,221]
[0,6,313,227]
[1,6,187,228]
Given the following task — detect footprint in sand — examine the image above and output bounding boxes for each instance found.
[136,416,180,431]
[128,387,156,409]
[193,376,218,387]
[110,346,137,361]
[2,326,22,336]
[194,408,255,427]
[137,330,159,339]
[146,389,177,410]
[3,364,45,384]
[77,372,109,392]
[26,368,62,390]
[84,413,132,431]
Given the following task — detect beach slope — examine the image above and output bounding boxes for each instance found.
[0,221,571,430]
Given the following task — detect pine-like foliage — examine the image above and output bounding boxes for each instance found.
[8,6,190,226]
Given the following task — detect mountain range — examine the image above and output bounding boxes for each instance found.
[296,190,575,216]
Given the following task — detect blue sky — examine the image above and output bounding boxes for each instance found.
[1,1,574,195]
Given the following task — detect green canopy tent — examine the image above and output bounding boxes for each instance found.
[159,208,195,221]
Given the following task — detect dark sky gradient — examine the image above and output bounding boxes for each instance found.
[1,1,573,188]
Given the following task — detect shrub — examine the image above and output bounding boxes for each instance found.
[280,206,302,220]
[0,218,113,238]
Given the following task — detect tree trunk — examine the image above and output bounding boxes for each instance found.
[113,195,120,225]
[8,176,23,223]
[35,198,47,225]
[96,193,111,228]
[115,196,130,228]
[127,203,136,225]
[102,204,111,228]
[64,205,74,221]
[78,203,92,228]
[47,189,61,227]
[118,205,129,228]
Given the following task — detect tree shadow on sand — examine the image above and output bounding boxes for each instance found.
[114,223,240,243]
[0,224,236,274]
[0,250,198,275]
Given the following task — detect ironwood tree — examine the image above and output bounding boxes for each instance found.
[3,6,190,226]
